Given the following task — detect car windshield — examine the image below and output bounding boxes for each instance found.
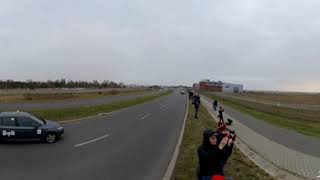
[30,116,45,125]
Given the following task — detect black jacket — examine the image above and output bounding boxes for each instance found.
[213,100,218,106]
[193,95,201,108]
[218,109,224,119]
[197,130,233,177]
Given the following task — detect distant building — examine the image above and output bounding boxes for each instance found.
[195,79,243,93]
[199,80,223,92]
[222,82,243,93]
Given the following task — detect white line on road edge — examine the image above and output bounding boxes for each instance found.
[59,92,171,124]
[74,134,110,147]
[59,115,99,124]
[59,112,112,124]
[98,112,111,116]
[162,98,189,180]
[141,113,151,120]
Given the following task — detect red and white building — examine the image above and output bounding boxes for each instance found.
[193,79,243,93]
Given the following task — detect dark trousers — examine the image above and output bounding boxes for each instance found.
[195,107,199,118]
[213,105,217,111]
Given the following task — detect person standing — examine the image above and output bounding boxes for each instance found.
[197,129,234,180]
[213,100,218,111]
[194,94,201,118]
[218,107,225,122]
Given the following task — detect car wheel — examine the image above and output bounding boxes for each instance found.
[45,133,57,143]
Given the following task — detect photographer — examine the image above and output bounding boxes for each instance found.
[197,129,234,180]
[218,107,225,123]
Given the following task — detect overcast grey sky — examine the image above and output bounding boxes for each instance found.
[1,0,320,92]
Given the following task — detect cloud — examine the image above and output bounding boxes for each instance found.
[0,0,320,91]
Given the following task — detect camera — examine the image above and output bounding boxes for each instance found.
[217,119,236,141]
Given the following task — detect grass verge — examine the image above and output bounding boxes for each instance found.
[204,93,320,138]
[172,101,274,180]
[26,91,172,121]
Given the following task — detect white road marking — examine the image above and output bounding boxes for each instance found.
[98,112,111,116]
[60,112,112,124]
[141,113,151,120]
[59,116,96,124]
[74,134,110,147]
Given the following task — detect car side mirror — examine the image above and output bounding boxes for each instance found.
[34,124,41,129]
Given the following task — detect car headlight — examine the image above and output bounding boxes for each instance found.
[57,127,63,131]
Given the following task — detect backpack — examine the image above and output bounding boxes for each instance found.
[212,175,224,180]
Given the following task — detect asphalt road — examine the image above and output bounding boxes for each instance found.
[204,96,320,157]
[0,90,187,180]
[0,91,159,111]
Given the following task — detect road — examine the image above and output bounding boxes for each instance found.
[0,91,159,111]
[0,90,187,180]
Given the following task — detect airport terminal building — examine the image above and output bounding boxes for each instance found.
[194,79,243,93]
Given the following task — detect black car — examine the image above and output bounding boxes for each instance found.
[0,112,64,143]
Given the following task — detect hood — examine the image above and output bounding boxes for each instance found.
[202,129,218,148]
[43,120,60,129]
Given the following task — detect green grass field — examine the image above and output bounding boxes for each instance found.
[172,102,274,180]
[26,91,172,121]
[204,93,320,138]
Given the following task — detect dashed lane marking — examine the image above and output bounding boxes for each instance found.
[74,134,110,147]
[141,113,151,120]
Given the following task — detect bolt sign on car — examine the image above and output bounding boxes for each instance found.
[0,112,64,143]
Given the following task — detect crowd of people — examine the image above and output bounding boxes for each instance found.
[189,90,235,180]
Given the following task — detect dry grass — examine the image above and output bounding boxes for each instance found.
[207,92,320,122]
[238,92,320,106]
[223,96,320,122]
[0,89,149,103]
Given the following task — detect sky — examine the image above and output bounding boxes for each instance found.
[0,0,320,92]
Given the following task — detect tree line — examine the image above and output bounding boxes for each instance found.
[0,79,126,89]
